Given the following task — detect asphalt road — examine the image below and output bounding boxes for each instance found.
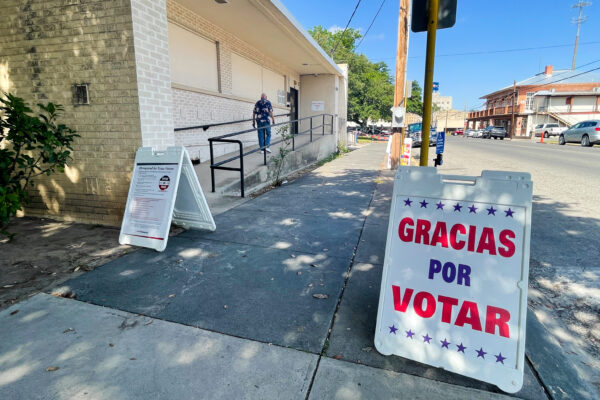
[417,136,600,393]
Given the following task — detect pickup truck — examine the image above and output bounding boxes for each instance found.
[533,123,568,138]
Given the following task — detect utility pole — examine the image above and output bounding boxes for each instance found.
[419,0,439,166]
[393,0,410,110]
[391,0,410,168]
[571,1,591,70]
[510,80,516,139]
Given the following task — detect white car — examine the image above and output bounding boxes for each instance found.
[533,123,567,138]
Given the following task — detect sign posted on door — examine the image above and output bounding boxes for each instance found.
[375,167,532,393]
[119,147,216,252]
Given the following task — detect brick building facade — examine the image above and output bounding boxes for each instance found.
[1,0,346,226]
[467,65,600,137]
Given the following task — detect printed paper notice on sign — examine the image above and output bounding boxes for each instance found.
[311,101,325,111]
[122,163,179,241]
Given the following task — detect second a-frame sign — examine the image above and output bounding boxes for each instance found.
[119,146,216,252]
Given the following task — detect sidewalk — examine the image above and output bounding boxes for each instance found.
[0,143,567,399]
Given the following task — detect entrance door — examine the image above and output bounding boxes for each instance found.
[289,88,298,134]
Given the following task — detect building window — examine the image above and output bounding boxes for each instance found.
[525,92,535,111]
[277,90,285,105]
[73,83,89,105]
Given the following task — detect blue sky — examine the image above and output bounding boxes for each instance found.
[281,0,600,110]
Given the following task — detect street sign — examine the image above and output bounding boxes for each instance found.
[375,167,532,393]
[436,131,445,154]
[119,146,216,252]
[411,0,457,32]
[433,82,439,92]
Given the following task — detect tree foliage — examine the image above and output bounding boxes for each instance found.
[309,26,394,126]
[0,93,79,238]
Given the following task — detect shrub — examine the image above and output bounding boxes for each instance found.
[0,93,79,239]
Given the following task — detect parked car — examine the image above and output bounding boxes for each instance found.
[558,120,600,147]
[533,123,567,138]
[465,129,476,137]
[452,129,464,136]
[483,126,507,140]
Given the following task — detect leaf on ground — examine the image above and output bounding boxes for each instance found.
[109,343,114,347]
[46,366,59,372]
[332,354,343,360]
[10,310,19,315]
[168,294,175,298]
[313,294,329,299]
[3,284,14,288]
[63,328,74,333]
[310,264,318,268]
[130,357,136,361]
[144,320,153,326]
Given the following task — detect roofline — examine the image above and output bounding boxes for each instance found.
[269,0,343,76]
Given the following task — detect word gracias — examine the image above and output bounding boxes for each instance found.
[398,217,516,257]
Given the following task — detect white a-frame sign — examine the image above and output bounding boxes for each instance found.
[119,146,216,252]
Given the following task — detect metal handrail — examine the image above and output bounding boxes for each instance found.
[174,113,291,132]
[209,113,334,197]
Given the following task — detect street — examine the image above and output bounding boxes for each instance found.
[419,137,600,393]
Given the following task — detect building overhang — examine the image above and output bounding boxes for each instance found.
[175,0,343,76]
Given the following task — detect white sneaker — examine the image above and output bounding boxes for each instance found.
[266,148,272,153]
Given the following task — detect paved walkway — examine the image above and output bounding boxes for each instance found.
[0,143,565,399]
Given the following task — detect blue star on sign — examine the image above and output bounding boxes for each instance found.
[440,338,450,349]
[420,200,428,208]
[453,203,462,212]
[406,329,415,339]
[487,206,497,215]
[505,208,515,217]
[436,201,445,210]
[468,205,477,213]
[404,198,412,206]
[423,334,432,343]
[495,353,506,364]
[456,343,466,353]
[389,325,398,334]
[476,348,486,359]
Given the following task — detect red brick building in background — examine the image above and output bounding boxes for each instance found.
[467,65,600,137]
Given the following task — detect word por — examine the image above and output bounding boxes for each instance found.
[398,217,516,257]
[392,285,510,338]
[428,258,471,286]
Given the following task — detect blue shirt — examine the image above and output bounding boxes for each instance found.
[254,99,273,123]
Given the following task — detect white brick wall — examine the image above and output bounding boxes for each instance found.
[131,0,175,149]
[167,0,300,161]
[173,88,290,161]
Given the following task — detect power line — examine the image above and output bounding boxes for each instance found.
[330,0,363,59]
[355,0,386,50]
[371,40,600,61]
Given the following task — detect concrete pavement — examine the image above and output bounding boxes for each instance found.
[0,142,582,399]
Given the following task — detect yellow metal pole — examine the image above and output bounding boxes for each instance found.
[419,0,439,166]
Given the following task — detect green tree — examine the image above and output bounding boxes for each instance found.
[309,26,394,126]
[0,93,79,239]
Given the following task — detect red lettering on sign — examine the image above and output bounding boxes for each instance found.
[415,219,431,244]
[449,224,466,250]
[397,218,516,258]
[438,295,458,324]
[398,217,414,242]
[430,221,449,248]
[485,306,511,338]
[455,301,483,331]
[499,229,516,258]
[392,285,413,312]
[391,286,511,338]
[414,291,436,318]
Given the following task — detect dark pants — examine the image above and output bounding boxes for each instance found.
[257,121,271,149]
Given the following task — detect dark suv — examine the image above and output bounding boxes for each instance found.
[483,126,507,140]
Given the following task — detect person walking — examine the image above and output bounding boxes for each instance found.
[252,93,275,153]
